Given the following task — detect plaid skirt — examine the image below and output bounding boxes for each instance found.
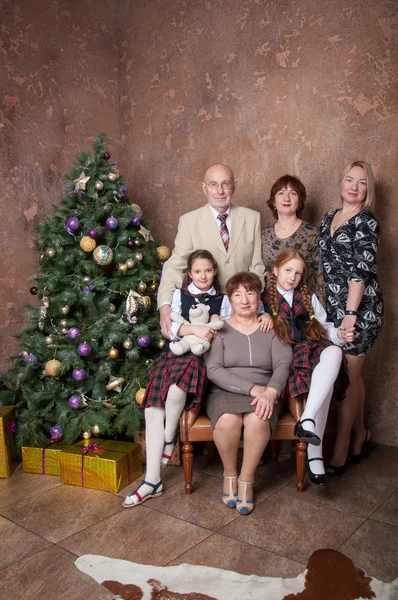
[141,351,207,410]
[289,339,349,402]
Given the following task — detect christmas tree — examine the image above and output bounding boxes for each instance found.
[0,134,169,450]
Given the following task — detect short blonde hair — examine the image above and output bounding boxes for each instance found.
[339,160,376,211]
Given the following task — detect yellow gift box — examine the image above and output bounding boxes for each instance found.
[22,444,64,475]
[0,406,18,478]
[59,439,142,493]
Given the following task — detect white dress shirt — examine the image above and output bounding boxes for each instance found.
[277,285,342,346]
[169,283,231,341]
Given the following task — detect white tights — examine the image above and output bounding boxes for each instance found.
[300,346,343,475]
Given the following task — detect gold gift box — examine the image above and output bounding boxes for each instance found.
[59,439,142,493]
[22,445,64,476]
[134,428,181,466]
[0,406,18,478]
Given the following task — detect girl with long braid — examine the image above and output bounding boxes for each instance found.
[261,249,352,486]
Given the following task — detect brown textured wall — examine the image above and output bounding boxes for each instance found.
[1,0,397,444]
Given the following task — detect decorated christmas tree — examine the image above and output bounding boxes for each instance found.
[0,134,170,450]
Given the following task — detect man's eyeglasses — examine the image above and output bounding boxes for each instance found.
[203,181,234,191]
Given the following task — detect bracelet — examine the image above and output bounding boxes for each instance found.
[345,310,358,316]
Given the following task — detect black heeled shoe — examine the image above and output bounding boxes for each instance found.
[307,458,327,487]
[347,430,372,465]
[326,463,346,476]
[294,419,321,446]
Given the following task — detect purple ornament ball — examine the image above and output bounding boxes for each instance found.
[50,424,63,440]
[127,239,134,248]
[72,368,86,381]
[67,327,81,340]
[77,342,91,357]
[106,216,119,230]
[103,151,111,160]
[24,353,38,363]
[68,395,83,409]
[88,229,97,238]
[83,283,95,293]
[67,217,80,231]
[137,335,151,348]
[118,186,127,197]
[131,215,142,226]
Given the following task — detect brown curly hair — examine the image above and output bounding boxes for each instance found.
[267,175,306,218]
[226,272,262,300]
[269,249,327,344]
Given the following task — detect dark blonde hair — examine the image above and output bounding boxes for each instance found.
[267,175,306,218]
[339,160,375,211]
[226,272,262,300]
[269,249,327,345]
[182,249,221,291]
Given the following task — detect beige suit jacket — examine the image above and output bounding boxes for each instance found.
[157,203,265,306]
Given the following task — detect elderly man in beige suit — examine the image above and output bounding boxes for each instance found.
[158,164,265,338]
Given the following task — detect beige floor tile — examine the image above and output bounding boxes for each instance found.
[0,464,63,509]
[168,532,305,577]
[0,484,124,543]
[279,468,394,518]
[0,515,51,570]
[340,519,398,582]
[116,463,184,498]
[219,492,364,564]
[370,490,398,526]
[354,443,398,483]
[58,506,212,565]
[0,545,113,600]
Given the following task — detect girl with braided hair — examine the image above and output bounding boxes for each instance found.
[261,249,353,487]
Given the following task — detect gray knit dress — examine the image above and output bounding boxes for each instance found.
[204,322,293,430]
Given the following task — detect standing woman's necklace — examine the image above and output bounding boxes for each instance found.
[276,218,300,232]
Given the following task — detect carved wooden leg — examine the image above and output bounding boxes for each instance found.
[296,440,307,492]
[182,442,194,494]
[270,440,279,461]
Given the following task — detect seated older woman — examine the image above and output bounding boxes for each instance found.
[204,272,293,515]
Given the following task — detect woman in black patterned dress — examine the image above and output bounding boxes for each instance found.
[319,161,383,475]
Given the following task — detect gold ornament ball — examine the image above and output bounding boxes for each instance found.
[107,172,117,182]
[80,236,97,253]
[125,258,135,269]
[45,336,54,345]
[45,359,62,377]
[157,338,166,349]
[45,248,56,259]
[82,431,92,440]
[130,203,142,217]
[122,338,133,350]
[60,305,70,315]
[21,350,29,358]
[156,246,171,261]
[150,281,158,292]
[108,347,119,359]
[135,388,146,405]
[95,180,104,191]
[134,239,141,247]
[60,319,68,327]
[107,303,116,313]
[93,245,113,266]
[82,276,91,283]
[91,424,100,435]
[60,327,68,336]
[118,263,128,273]
[39,253,45,262]
[137,281,147,293]
[134,251,143,262]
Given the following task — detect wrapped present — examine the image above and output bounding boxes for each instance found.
[59,439,142,493]
[0,406,19,478]
[134,428,181,466]
[22,444,64,476]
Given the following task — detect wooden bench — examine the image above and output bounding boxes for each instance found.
[180,388,308,493]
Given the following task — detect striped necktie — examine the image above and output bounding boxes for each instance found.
[217,213,229,251]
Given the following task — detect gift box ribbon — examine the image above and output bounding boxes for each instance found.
[41,440,60,474]
[73,440,131,486]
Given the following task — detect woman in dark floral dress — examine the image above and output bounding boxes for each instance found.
[319,160,383,475]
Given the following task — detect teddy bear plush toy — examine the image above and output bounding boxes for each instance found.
[169,303,224,356]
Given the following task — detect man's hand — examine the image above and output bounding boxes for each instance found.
[159,304,172,339]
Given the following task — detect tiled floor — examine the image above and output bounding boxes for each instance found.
[1,443,397,600]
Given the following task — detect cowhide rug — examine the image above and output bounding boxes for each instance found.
[75,548,397,600]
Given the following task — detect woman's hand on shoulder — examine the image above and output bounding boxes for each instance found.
[258,313,274,332]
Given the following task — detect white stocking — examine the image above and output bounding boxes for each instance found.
[301,346,343,475]
[162,384,187,466]
[131,406,165,501]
